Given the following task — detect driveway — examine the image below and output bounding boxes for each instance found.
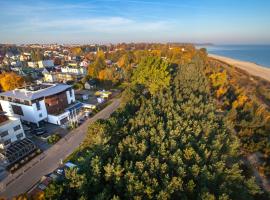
[0,98,121,199]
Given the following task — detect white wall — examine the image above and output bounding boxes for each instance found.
[0,117,25,148]
[61,67,86,75]
[43,73,56,83]
[47,111,69,125]
[27,62,37,68]
[66,89,75,104]
[0,99,48,124]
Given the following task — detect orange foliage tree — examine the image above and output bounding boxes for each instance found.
[0,72,25,91]
[98,69,107,80]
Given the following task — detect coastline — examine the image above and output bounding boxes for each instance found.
[209,54,270,82]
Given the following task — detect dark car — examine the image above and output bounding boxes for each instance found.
[35,130,48,136]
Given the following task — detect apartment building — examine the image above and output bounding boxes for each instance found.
[0,113,36,167]
[43,72,83,83]
[0,83,76,126]
[0,113,25,149]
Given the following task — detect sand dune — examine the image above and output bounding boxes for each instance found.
[209,54,270,82]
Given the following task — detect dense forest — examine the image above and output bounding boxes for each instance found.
[42,47,270,199]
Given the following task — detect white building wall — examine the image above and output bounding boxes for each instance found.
[0,100,47,124]
[0,117,25,148]
[47,111,70,125]
[28,62,37,68]
[66,89,75,104]
[43,73,56,83]
[61,67,86,75]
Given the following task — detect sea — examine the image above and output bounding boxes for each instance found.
[196,45,270,68]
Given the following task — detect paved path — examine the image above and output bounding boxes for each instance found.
[0,98,121,199]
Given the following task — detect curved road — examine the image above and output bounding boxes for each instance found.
[0,98,121,199]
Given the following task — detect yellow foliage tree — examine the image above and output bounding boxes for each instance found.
[232,94,248,109]
[209,71,228,88]
[71,47,82,56]
[88,65,95,77]
[31,191,45,200]
[97,50,105,60]
[0,72,25,91]
[216,86,228,99]
[98,69,107,80]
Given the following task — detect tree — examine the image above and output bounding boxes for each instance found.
[0,72,24,91]
[88,52,107,78]
[47,51,261,199]
[132,56,171,95]
[71,47,83,56]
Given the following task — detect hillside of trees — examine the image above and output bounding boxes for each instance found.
[204,57,270,179]
[43,49,269,199]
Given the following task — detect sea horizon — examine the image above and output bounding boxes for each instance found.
[197,44,270,68]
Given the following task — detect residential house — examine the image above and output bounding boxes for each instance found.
[43,72,83,83]
[28,61,38,68]
[84,79,96,90]
[38,60,54,68]
[80,60,89,68]
[20,53,31,61]
[61,66,86,75]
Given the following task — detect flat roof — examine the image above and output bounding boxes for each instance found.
[65,162,77,168]
[0,83,72,101]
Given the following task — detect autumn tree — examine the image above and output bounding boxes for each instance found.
[0,72,24,91]
[88,51,106,78]
[132,56,171,94]
[71,47,83,56]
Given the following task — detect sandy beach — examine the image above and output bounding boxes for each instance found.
[209,54,270,82]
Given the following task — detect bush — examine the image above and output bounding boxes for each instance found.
[47,134,61,144]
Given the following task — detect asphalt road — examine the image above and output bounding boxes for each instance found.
[0,98,121,199]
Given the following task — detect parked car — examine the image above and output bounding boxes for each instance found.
[48,172,60,180]
[40,133,50,140]
[23,125,32,131]
[34,127,45,131]
[35,130,48,136]
[79,118,85,123]
[56,168,64,175]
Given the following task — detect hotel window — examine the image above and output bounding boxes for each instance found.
[36,101,41,110]
[39,113,42,118]
[13,125,21,131]
[16,133,23,139]
[69,89,73,97]
[4,139,11,146]
[12,105,24,116]
[0,131,9,138]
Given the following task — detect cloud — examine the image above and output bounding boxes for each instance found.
[14,16,171,34]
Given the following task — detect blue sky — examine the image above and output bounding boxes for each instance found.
[0,0,270,44]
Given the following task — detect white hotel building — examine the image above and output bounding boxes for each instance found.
[0,83,76,126]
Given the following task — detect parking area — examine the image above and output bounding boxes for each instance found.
[23,122,69,151]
